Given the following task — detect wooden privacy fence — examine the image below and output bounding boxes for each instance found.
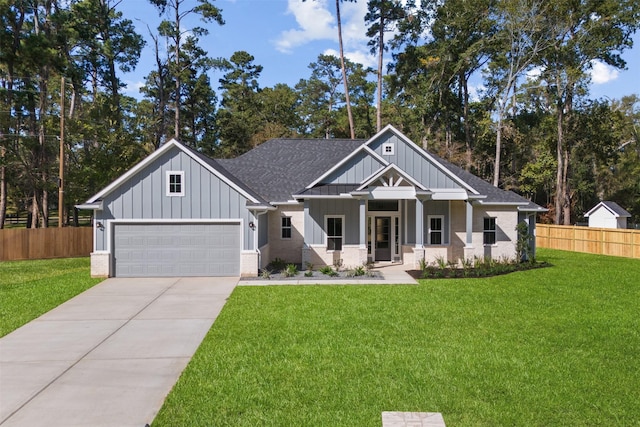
[0,227,93,261]
[537,224,640,259]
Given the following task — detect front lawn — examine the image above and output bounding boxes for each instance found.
[0,257,102,337]
[153,249,640,426]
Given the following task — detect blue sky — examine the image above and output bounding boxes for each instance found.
[120,0,640,102]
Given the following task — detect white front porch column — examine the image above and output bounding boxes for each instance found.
[359,198,366,249]
[415,198,424,247]
[302,200,312,266]
[413,198,425,268]
[465,200,473,247]
[464,200,475,261]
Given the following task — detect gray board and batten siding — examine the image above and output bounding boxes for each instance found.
[305,199,361,246]
[368,131,463,190]
[322,149,386,185]
[94,145,256,252]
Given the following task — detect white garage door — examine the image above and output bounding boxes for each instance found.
[113,223,240,277]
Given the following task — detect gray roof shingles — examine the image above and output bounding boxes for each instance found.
[600,201,631,217]
[216,138,364,202]
[211,136,544,211]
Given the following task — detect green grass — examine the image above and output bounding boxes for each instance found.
[0,257,102,337]
[153,249,640,426]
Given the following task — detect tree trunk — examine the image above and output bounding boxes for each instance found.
[336,0,355,139]
[554,103,564,225]
[174,4,181,140]
[376,16,384,132]
[561,148,571,225]
[493,116,502,187]
[30,194,39,229]
[461,73,471,171]
[0,147,6,229]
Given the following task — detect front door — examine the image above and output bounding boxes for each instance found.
[375,217,391,261]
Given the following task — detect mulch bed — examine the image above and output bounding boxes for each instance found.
[407,261,551,280]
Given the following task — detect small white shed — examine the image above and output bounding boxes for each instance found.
[584,201,631,229]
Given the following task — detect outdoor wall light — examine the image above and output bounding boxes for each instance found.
[248,221,255,230]
[96,221,104,230]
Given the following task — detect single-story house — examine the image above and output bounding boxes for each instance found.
[78,125,546,278]
[584,201,631,229]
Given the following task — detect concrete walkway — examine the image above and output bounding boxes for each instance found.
[239,262,418,286]
[0,276,237,427]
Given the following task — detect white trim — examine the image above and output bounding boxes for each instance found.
[367,125,479,195]
[427,215,445,245]
[584,201,631,218]
[107,218,244,255]
[76,202,102,210]
[86,139,261,204]
[166,171,185,197]
[478,201,529,206]
[292,194,356,199]
[357,163,427,191]
[368,213,401,262]
[281,216,292,240]
[483,216,497,246]
[273,200,303,206]
[324,214,345,251]
[430,188,468,200]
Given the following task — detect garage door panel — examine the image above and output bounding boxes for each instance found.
[113,223,240,277]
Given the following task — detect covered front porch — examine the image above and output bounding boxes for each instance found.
[297,165,481,269]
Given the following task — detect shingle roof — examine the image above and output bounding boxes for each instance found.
[213,135,544,211]
[428,152,543,208]
[216,138,364,202]
[586,201,631,217]
[183,145,271,206]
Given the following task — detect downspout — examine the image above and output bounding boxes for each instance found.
[255,210,269,271]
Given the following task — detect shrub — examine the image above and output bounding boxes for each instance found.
[283,264,298,277]
[269,257,287,271]
[352,265,366,277]
[435,256,448,270]
[319,265,335,275]
[260,269,272,280]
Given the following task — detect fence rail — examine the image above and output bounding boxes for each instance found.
[0,227,93,261]
[537,224,640,259]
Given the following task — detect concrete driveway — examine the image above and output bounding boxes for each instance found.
[0,276,238,427]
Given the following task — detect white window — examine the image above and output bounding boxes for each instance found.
[382,143,394,156]
[428,215,444,245]
[484,217,496,245]
[281,217,292,239]
[166,171,185,196]
[325,215,344,251]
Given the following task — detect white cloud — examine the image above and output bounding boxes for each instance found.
[323,48,377,69]
[590,60,619,84]
[275,0,379,79]
[275,0,336,53]
[275,0,371,61]
[123,80,145,95]
[526,66,542,81]
[468,83,485,102]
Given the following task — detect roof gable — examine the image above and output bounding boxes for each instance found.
[307,125,477,195]
[356,164,426,191]
[585,201,631,218]
[316,146,387,185]
[86,139,266,206]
